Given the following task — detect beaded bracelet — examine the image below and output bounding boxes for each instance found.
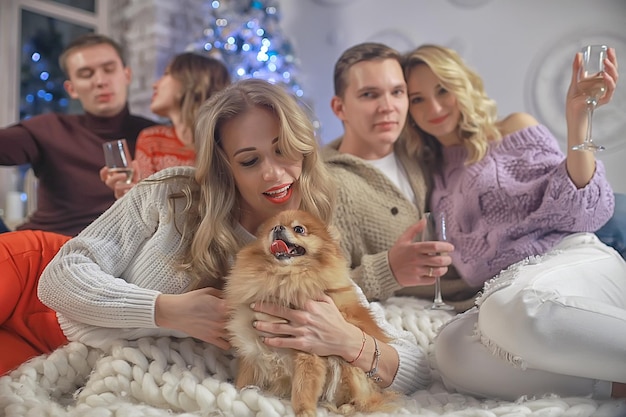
[365,337,382,383]
[347,329,367,364]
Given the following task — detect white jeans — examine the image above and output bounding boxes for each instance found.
[434,233,626,400]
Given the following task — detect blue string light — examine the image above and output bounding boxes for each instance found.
[190,0,306,98]
[188,0,321,131]
[21,37,68,118]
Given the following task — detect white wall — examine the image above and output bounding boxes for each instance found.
[278,0,626,192]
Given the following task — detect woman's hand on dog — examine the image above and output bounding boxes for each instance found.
[388,220,454,286]
[155,287,231,350]
[251,295,359,358]
[252,296,398,387]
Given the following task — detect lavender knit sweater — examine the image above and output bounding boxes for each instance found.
[430,125,615,287]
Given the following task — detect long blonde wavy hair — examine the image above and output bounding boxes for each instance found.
[168,79,336,289]
[402,44,501,167]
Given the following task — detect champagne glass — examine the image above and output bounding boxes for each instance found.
[571,44,608,152]
[102,139,134,184]
[421,212,455,311]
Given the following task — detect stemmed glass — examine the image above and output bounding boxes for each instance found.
[571,44,608,152]
[102,139,134,184]
[421,212,455,311]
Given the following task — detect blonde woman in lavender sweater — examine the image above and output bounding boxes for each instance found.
[403,44,625,400]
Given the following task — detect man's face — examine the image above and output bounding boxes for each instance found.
[331,58,408,159]
[63,43,131,117]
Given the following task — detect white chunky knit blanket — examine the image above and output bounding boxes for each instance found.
[2,297,625,417]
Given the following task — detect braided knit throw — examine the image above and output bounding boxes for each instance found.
[1,297,624,417]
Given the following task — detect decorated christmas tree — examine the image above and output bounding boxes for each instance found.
[188,0,319,130]
[20,24,70,119]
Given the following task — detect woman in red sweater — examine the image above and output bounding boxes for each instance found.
[101,52,231,198]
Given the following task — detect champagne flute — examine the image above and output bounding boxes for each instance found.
[571,44,608,152]
[421,212,455,311]
[102,139,134,184]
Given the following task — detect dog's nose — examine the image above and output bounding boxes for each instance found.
[272,225,285,233]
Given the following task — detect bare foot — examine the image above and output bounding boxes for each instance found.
[612,382,626,398]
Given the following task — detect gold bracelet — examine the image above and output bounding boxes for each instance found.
[365,337,382,383]
[347,330,366,364]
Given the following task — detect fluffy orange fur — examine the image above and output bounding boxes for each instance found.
[224,209,397,417]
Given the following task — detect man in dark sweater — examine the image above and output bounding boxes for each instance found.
[0,34,155,236]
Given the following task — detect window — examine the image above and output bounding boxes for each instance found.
[0,0,109,125]
[20,9,93,118]
[47,0,96,13]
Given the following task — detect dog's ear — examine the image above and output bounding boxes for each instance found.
[327,224,343,244]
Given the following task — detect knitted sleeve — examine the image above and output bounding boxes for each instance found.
[433,125,615,287]
[38,167,194,331]
[354,284,430,394]
[493,126,613,232]
[330,167,403,301]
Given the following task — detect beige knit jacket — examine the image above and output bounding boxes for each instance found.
[323,138,478,312]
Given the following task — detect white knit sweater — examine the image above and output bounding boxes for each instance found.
[38,166,431,394]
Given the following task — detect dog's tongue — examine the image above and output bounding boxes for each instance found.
[270,239,289,255]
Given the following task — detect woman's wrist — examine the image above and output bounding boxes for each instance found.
[347,329,366,363]
[337,326,399,388]
[155,293,176,328]
[348,331,376,371]
[365,336,382,383]
[340,324,368,362]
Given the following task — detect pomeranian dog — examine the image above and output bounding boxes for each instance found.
[224,209,397,417]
